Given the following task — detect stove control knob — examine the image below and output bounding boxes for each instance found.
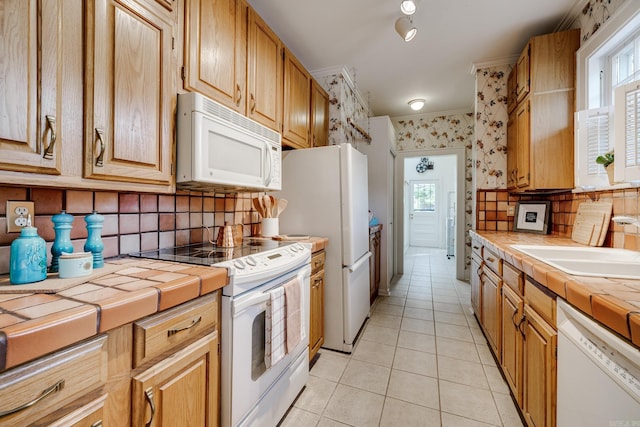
[233,260,245,270]
[290,245,298,253]
[296,244,304,251]
[246,256,257,266]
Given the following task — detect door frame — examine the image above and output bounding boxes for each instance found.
[394,147,466,280]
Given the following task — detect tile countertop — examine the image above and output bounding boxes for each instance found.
[471,231,640,349]
[0,236,328,373]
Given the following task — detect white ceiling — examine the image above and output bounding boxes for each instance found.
[246,0,583,117]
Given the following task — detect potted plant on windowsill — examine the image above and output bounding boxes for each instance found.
[596,150,615,185]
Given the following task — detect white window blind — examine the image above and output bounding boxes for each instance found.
[575,107,612,186]
[615,81,640,181]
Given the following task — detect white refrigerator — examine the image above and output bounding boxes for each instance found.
[274,144,371,352]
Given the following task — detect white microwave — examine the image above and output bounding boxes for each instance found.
[176,92,281,192]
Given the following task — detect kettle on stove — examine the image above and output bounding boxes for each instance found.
[204,222,243,247]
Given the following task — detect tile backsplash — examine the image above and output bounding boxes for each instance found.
[0,186,262,275]
[476,187,640,249]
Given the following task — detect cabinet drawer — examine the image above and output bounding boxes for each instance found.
[483,247,502,276]
[311,250,325,274]
[133,292,218,368]
[483,263,501,286]
[0,336,107,426]
[503,261,523,295]
[524,278,556,326]
[471,240,482,257]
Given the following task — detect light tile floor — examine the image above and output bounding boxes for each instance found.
[280,247,525,427]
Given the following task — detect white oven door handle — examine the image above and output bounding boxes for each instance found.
[232,267,309,317]
[233,293,270,317]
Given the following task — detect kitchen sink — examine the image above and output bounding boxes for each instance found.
[511,244,640,279]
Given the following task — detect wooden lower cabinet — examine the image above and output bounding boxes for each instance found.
[132,332,219,427]
[481,266,501,360]
[369,225,382,305]
[470,254,482,320]
[501,285,524,406]
[309,250,326,361]
[523,305,557,427]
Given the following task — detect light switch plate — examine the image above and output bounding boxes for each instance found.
[6,201,35,233]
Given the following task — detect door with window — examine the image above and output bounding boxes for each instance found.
[409,180,440,247]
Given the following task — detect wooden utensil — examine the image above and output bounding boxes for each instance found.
[252,197,264,218]
[269,195,277,217]
[263,195,272,218]
[276,198,288,217]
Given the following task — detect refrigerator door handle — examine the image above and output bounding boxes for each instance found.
[347,252,372,272]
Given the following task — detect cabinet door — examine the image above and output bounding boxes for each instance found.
[0,0,64,174]
[247,8,282,132]
[480,268,501,359]
[507,65,517,114]
[516,99,530,188]
[282,48,311,149]
[506,110,517,189]
[471,256,482,320]
[516,44,530,102]
[501,285,523,407]
[311,80,329,147]
[183,0,247,113]
[523,305,557,427]
[85,0,174,185]
[132,332,219,427]
[309,269,324,361]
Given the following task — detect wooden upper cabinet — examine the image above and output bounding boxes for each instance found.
[0,0,64,175]
[516,99,530,188]
[529,29,579,93]
[507,65,517,114]
[282,48,311,148]
[516,44,530,103]
[506,110,517,189]
[84,0,175,185]
[311,80,329,147]
[247,8,283,132]
[183,0,247,113]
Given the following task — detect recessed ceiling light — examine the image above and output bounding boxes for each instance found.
[408,99,425,111]
[400,0,417,15]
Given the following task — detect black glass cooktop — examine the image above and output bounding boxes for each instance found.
[129,238,292,266]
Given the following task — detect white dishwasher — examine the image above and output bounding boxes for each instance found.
[557,300,640,426]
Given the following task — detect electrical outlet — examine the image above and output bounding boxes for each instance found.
[507,204,516,217]
[6,201,35,233]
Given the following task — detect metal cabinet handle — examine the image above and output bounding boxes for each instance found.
[43,115,57,160]
[167,316,202,337]
[518,315,526,339]
[0,379,65,418]
[91,421,103,427]
[486,257,495,263]
[511,307,520,328]
[235,84,242,106]
[95,128,105,167]
[144,387,156,427]
[250,94,256,113]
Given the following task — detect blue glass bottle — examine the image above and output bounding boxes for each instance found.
[84,211,104,268]
[50,210,74,273]
[10,216,47,285]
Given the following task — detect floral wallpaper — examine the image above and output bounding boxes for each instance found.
[474,65,510,190]
[393,113,475,274]
[579,0,627,41]
[315,72,369,146]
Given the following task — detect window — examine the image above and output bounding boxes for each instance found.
[412,182,435,211]
[576,1,640,187]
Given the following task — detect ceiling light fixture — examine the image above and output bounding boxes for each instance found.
[408,99,425,111]
[400,0,417,15]
[395,16,417,42]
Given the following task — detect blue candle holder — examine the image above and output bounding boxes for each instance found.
[50,210,74,273]
[84,211,104,268]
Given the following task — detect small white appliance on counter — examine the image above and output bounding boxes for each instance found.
[176,92,281,192]
[557,299,640,425]
[274,144,371,352]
